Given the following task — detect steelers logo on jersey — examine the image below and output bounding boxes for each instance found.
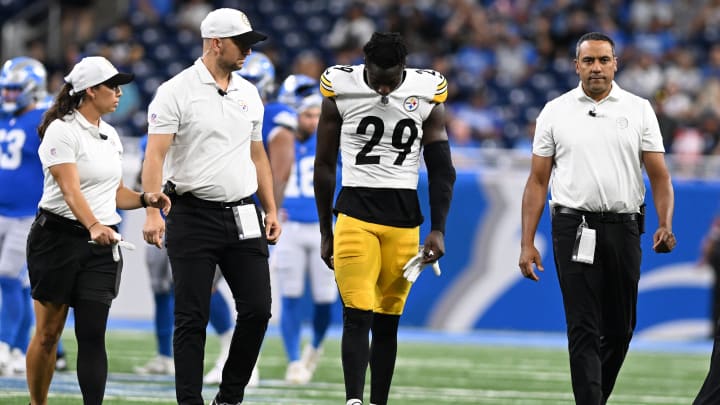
[236,100,249,112]
[404,96,419,112]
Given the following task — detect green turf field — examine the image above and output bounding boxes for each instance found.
[0,330,712,404]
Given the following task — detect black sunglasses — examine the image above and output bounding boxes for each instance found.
[229,36,252,51]
[100,83,121,93]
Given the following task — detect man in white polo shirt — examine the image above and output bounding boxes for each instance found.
[518,32,676,405]
[141,8,281,405]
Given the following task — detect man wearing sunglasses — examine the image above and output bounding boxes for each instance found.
[142,8,280,405]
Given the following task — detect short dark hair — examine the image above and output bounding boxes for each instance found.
[363,32,408,69]
[575,32,616,58]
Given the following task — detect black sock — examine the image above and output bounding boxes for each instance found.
[369,313,400,405]
[74,299,110,405]
[342,307,373,401]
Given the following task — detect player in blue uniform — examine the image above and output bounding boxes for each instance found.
[237,52,298,208]
[0,57,49,375]
[273,90,338,384]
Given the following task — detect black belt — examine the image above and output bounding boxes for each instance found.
[174,193,254,209]
[553,206,638,223]
[36,208,89,237]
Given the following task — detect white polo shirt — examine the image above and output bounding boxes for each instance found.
[38,112,123,225]
[533,81,664,213]
[147,58,264,202]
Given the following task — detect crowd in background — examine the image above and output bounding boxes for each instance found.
[3,0,720,159]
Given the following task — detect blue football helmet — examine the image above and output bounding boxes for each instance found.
[0,57,47,114]
[235,52,275,100]
[277,74,319,110]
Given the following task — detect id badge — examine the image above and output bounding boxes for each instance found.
[232,204,262,240]
[571,216,596,264]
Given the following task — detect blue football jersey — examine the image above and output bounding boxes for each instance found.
[262,101,297,148]
[139,133,148,158]
[0,107,46,217]
[282,133,318,223]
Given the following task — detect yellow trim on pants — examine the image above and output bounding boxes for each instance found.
[333,213,419,315]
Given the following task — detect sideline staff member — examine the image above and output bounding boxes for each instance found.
[314,32,455,405]
[142,8,280,405]
[27,56,170,405]
[518,32,676,405]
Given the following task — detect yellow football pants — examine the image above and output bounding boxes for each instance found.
[333,213,419,315]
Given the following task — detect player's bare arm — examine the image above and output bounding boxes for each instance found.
[141,133,173,248]
[314,96,341,269]
[268,127,295,209]
[643,151,676,253]
[519,154,553,281]
[251,140,281,244]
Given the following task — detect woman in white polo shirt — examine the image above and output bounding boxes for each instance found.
[25,56,171,405]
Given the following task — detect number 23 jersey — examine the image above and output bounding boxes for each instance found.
[320,65,448,190]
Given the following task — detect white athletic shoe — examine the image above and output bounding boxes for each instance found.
[0,342,10,375]
[346,399,362,405]
[9,348,25,374]
[205,363,260,387]
[284,360,311,384]
[300,344,323,375]
[203,362,223,385]
[247,365,260,387]
[133,355,174,375]
[205,330,233,384]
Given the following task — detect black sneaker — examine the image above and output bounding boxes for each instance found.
[210,394,240,405]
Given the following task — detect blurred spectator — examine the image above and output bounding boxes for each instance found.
[291,50,326,81]
[664,49,703,94]
[95,20,145,68]
[60,0,95,48]
[443,0,487,50]
[177,0,212,34]
[657,81,693,123]
[653,99,680,153]
[512,121,536,153]
[690,0,720,46]
[549,6,591,56]
[130,0,175,22]
[672,127,705,176]
[699,114,720,154]
[18,0,720,155]
[447,113,479,148]
[703,44,720,80]
[616,50,664,99]
[495,27,537,86]
[629,0,673,31]
[452,30,496,93]
[696,78,720,119]
[632,16,677,59]
[325,2,375,52]
[449,88,503,148]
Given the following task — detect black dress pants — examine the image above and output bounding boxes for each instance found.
[551,210,641,405]
[165,198,271,405]
[694,318,720,404]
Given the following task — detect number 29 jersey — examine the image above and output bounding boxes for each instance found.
[320,65,448,227]
[320,65,448,190]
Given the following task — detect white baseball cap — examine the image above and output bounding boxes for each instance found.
[200,8,267,45]
[64,56,134,95]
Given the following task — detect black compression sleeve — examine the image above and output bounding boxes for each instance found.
[423,141,455,234]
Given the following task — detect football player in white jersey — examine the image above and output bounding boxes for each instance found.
[314,32,456,405]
